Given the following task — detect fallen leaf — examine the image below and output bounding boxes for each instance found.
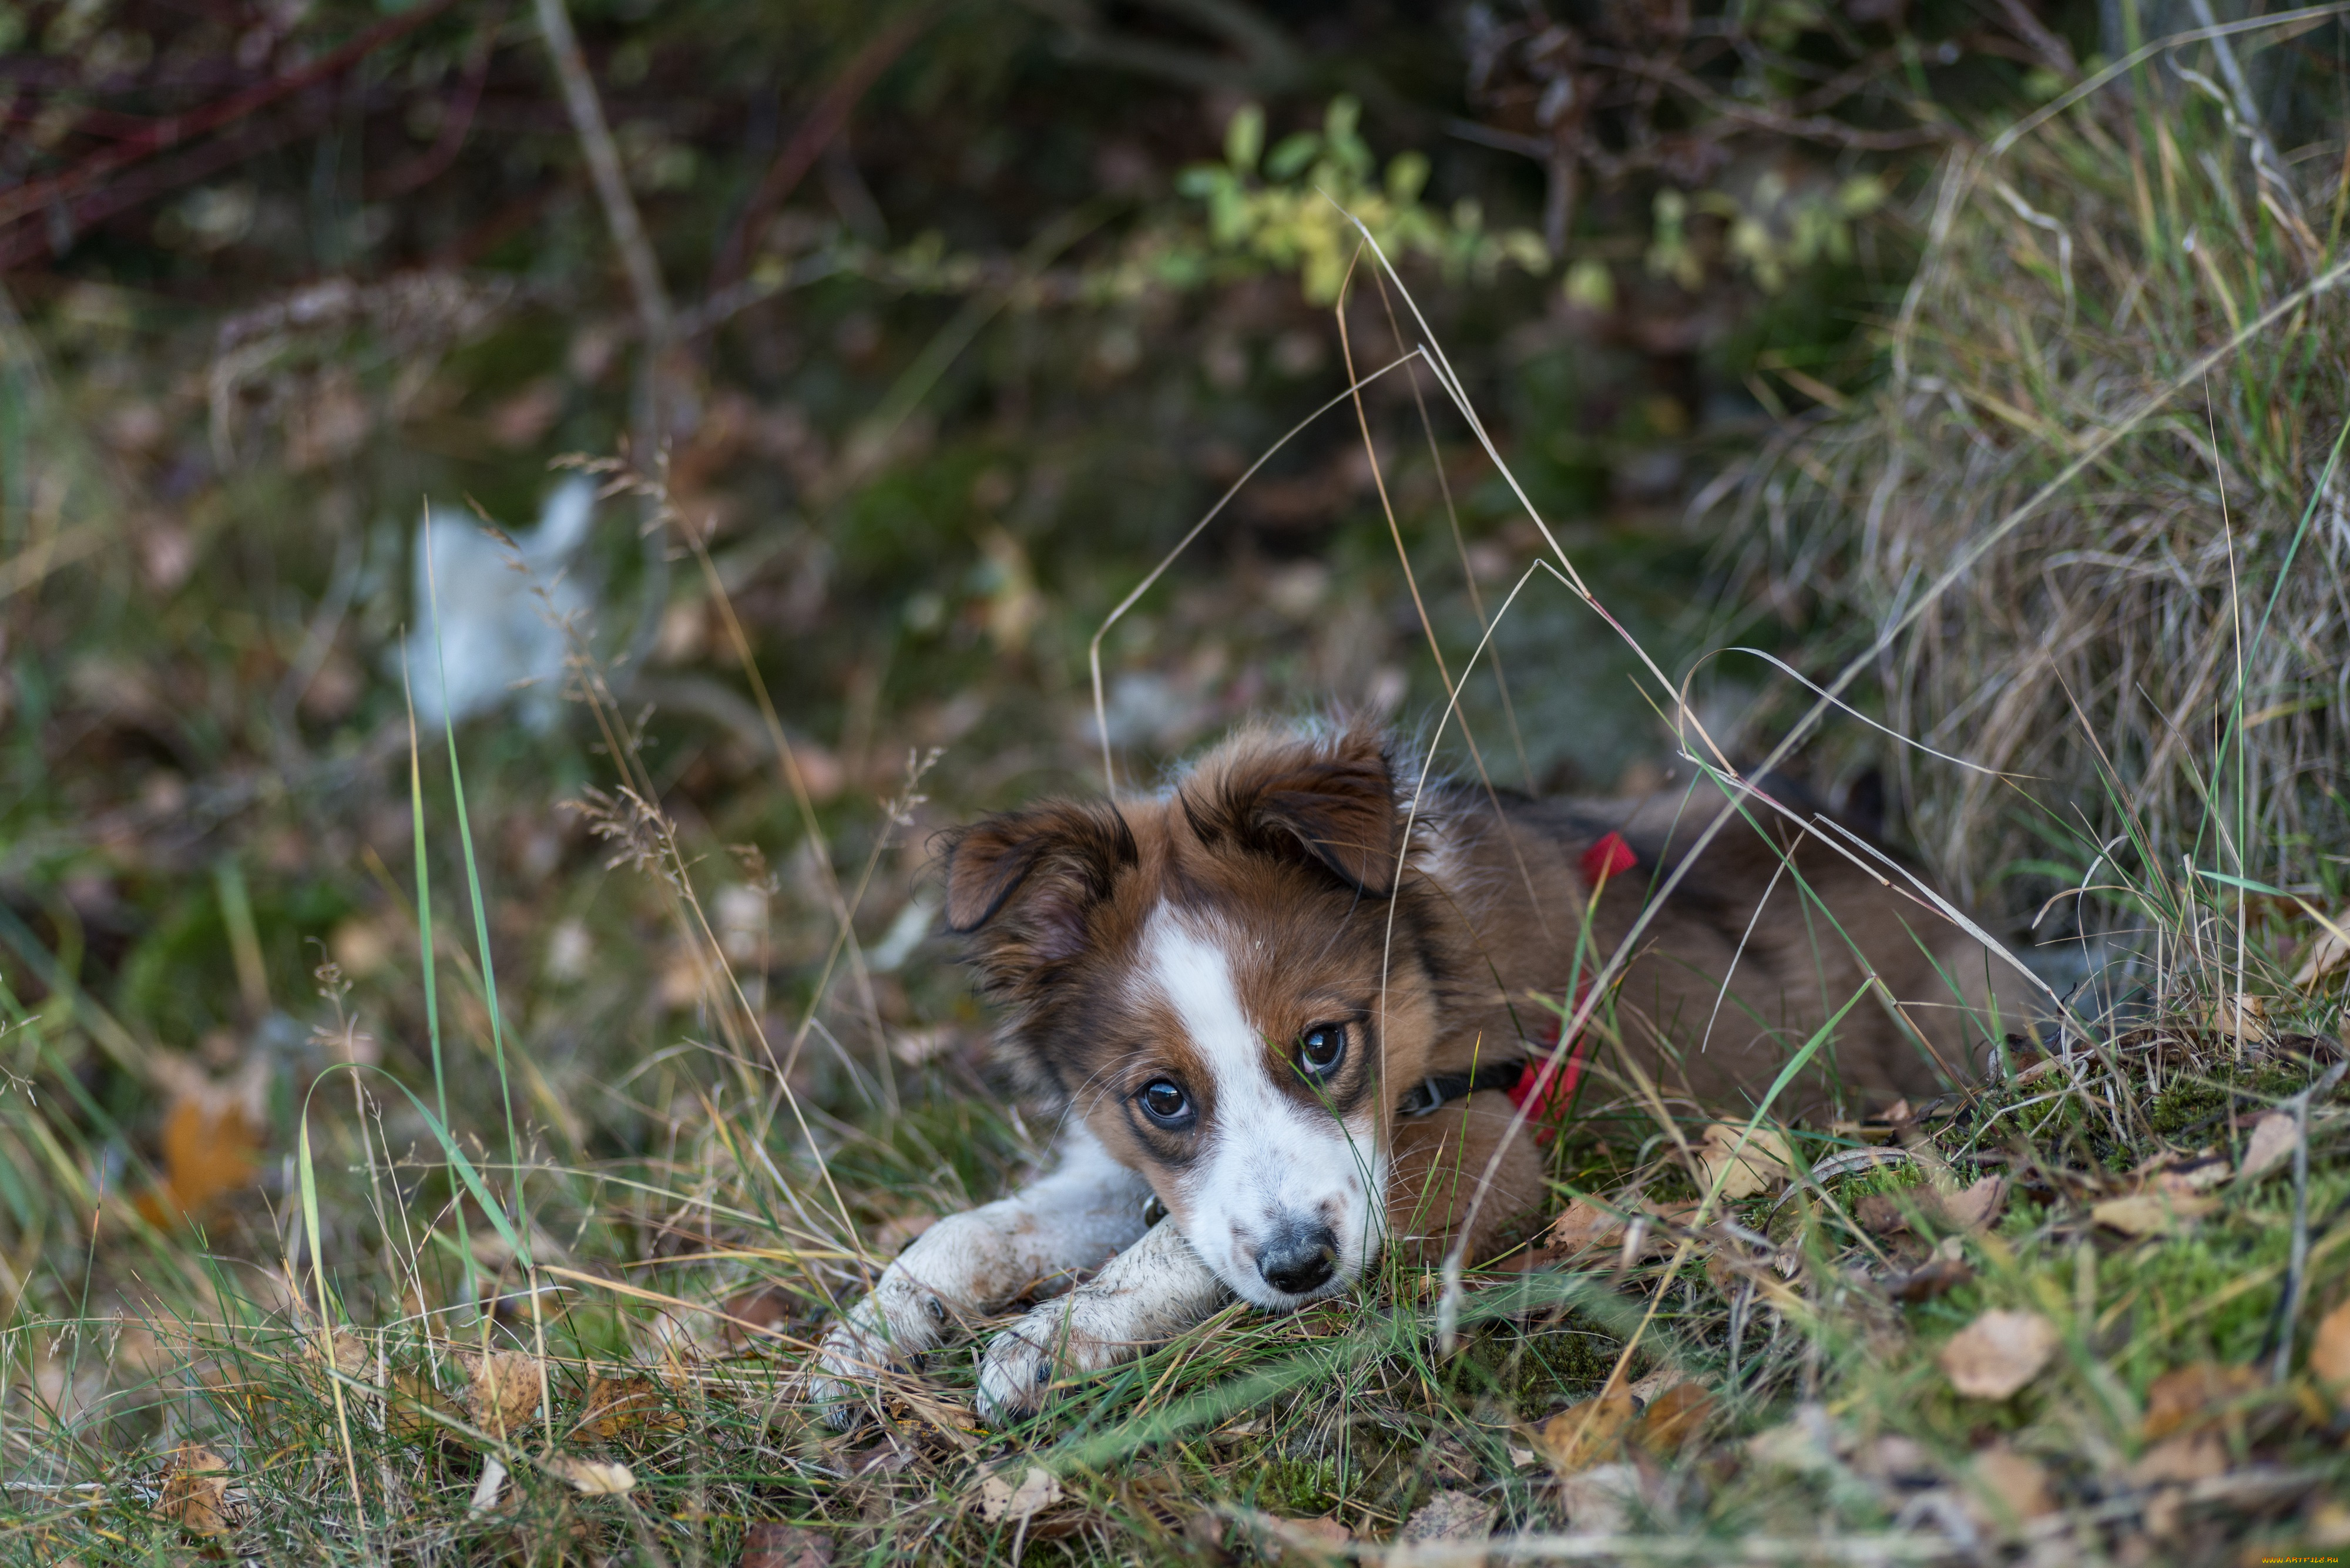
[388,1369,463,1444]
[137,1089,261,1226]
[1941,1176,2009,1231]
[1631,1381,1713,1452]
[2238,1112,2299,1183]
[1965,1443,2054,1526]
[548,1455,636,1495]
[2209,992,2271,1043]
[1697,1122,1793,1199]
[1260,1515,1349,1564]
[973,1465,1062,1525]
[304,1328,371,1396]
[465,1349,542,1436]
[2126,1430,2226,1487]
[1888,1250,1975,1304]
[156,1442,234,1537]
[738,1523,834,1568]
[1557,1462,1641,1535]
[1400,1489,1494,1543]
[2141,1362,2264,1439]
[1533,1386,1634,1474]
[1544,1198,1696,1260]
[2309,1300,2350,1410]
[2092,1191,2218,1237]
[1624,1366,1684,1403]
[578,1374,684,1440]
[1858,1176,2006,1237]
[1939,1309,2057,1400]
[2291,919,2349,991]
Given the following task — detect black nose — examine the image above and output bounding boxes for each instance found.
[1257,1221,1339,1296]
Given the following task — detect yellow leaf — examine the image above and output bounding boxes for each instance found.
[1532,1385,1634,1475]
[578,1374,684,1441]
[2141,1361,2263,1439]
[2310,1300,2350,1412]
[1632,1381,1713,1452]
[1697,1123,1792,1200]
[138,1092,260,1225]
[1939,1309,2056,1399]
[465,1349,542,1436]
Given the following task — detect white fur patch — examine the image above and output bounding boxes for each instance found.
[1141,908,1385,1308]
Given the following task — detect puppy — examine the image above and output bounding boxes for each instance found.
[811,723,2023,1426]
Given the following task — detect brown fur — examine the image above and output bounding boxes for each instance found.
[942,722,2027,1272]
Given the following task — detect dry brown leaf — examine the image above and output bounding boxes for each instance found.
[1859,1176,2006,1238]
[2309,1300,2350,1409]
[1533,1385,1635,1474]
[303,1328,371,1398]
[2126,1430,2227,1488]
[388,1369,463,1444]
[1940,1176,2009,1231]
[1697,1122,1792,1199]
[1632,1381,1713,1452]
[465,1349,542,1436]
[1556,1462,1641,1533]
[1939,1309,2057,1400]
[1260,1513,1350,1564]
[1965,1443,2055,1525]
[2141,1361,2264,1439]
[2209,992,2271,1042]
[156,1442,234,1537]
[578,1374,684,1441]
[2238,1112,2299,1183]
[738,1523,835,1568]
[1544,1198,1696,1260]
[137,1092,261,1226]
[1399,1489,1494,1543]
[2092,1191,2218,1237]
[973,1465,1062,1524]
[2291,919,2350,991]
[548,1455,636,1495]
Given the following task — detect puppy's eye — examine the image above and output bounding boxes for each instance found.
[1138,1079,1193,1127]
[1298,1022,1347,1077]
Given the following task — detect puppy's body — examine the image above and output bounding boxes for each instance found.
[813,725,2023,1426]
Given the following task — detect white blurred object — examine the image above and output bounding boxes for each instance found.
[400,476,596,730]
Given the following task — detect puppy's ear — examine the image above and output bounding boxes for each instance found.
[940,801,1137,967]
[1190,727,1402,896]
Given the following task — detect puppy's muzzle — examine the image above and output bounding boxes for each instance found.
[1256,1217,1340,1296]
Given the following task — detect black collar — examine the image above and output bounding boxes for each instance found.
[1395,1059,1526,1117]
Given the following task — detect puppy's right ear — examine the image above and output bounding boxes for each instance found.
[940,801,1137,968]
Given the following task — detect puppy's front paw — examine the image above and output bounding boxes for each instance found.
[804,1274,962,1430]
[975,1307,1103,1428]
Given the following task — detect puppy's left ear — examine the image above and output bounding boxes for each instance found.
[1194,728,1402,897]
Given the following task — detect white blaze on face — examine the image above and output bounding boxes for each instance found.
[1140,907,1384,1308]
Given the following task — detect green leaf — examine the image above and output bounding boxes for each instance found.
[1224,104,1264,173]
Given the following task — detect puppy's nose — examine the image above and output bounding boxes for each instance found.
[1257,1220,1339,1296]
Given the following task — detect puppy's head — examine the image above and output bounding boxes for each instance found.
[941,726,1440,1308]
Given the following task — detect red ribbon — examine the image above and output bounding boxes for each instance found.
[1509,832,1639,1137]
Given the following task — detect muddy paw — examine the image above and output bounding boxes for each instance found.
[975,1321,1067,1428]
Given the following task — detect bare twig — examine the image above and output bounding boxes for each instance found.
[707,6,935,296]
[0,0,464,236]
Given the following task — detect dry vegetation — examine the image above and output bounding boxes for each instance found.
[0,3,2346,1565]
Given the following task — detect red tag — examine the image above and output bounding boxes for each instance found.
[1509,980,1595,1138]
[1580,830,1637,885]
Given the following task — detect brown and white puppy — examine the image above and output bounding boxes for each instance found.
[811,723,2025,1426]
